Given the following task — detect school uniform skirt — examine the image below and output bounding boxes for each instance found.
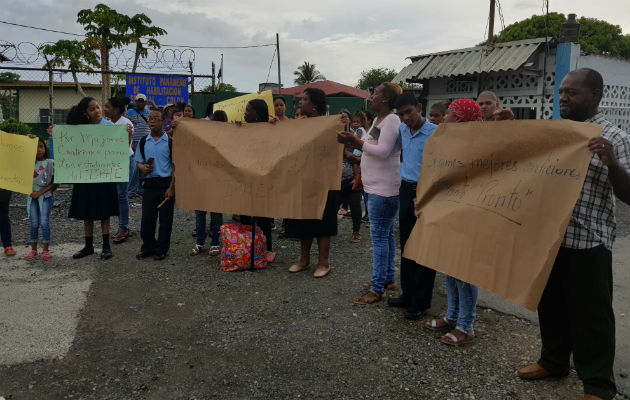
[284,190,339,239]
[69,183,119,221]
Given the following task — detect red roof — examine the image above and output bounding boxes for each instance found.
[275,80,369,99]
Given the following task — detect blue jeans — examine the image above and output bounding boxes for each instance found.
[29,196,53,243]
[366,193,399,294]
[128,153,143,195]
[117,180,130,231]
[0,190,11,248]
[445,276,478,333]
[195,211,223,246]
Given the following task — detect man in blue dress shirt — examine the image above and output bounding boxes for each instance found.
[387,93,439,320]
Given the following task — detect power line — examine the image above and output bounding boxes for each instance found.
[0,19,276,49]
[264,47,277,85]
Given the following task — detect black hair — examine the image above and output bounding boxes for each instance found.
[205,102,214,117]
[395,93,419,109]
[185,104,195,113]
[363,110,374,123]
[304,87,327,116]
[248,99,269,122]
[173,102,186,112]
[66,97,96,125]
[339,108,352,118]
[577,68,604,93]
[108,97,131,115]
[352,110,367,125]
[274,97,286,105]
[38,138,49,159]
[430,102,447,115]
[149,108,166,120]
[212,110,228,122]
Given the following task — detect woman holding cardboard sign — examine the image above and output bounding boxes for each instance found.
[284,88,339,278]
[48,97,120,260]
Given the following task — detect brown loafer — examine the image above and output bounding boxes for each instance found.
[288,263,309,273]
[313,265,330,278]
[517,363,552,380]
[354,290,382,305]
[582,395,603,400]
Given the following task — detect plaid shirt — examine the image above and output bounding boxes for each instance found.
[562,113,630,250]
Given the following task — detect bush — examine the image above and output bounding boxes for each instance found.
[0,118,32,135]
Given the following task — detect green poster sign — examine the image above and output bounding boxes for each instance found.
[52,124,129,183]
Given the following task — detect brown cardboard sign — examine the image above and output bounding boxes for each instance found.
[173,116,343,219]
[402,120,603,311]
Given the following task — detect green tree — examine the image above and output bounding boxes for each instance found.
[357,68,397,90]
[0,118,31,135]
[293,61,325,85]
[0,72,20,83]
[127,13,167,73]
[77,4,132,104]
[201,82,237,93]
[41,40,100,97]
[482,13,630,60]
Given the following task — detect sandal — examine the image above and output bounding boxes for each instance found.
[24,250,38,260]
[362,281,397,290]
[265,251,276,263]
[4,246,16,257]
[353,290,382,305]
[189,244,205,256]
[208,246,220,256]
[112,230,130,244]
[40,250,51,261]
[441,328,475,346]
[425,317,457,332]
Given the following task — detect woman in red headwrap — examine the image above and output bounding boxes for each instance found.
[425,99,482,346]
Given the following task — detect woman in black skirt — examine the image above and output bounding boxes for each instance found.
[55,97,120,259]
[285,88,339,278]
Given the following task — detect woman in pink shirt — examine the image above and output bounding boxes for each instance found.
[338,83,402,304]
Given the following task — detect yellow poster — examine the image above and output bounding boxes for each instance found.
[213,91,275,123]
[0,130,38,194]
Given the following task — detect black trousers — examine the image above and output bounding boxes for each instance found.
[399,180,436,311]
[538,245,616,400]
[140,177,175,255]
[337,183,362,233]
[240,216,273,252]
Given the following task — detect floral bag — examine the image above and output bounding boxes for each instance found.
[219,223,267,271]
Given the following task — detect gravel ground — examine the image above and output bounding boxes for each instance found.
[1,187,628,399]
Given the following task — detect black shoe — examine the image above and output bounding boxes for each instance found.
[387,296,408,308]
[404,308,425,321]
[100,248,113,260]
[153,253,166,260]
[136,250,153,260]
[72,246,94,259]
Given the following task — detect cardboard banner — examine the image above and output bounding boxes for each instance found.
[402,120,602,311]
[213,91,275,123]
[52,125,129,183]
[0,130,38,194]
[174,116,343,219]
[126,74,189,105]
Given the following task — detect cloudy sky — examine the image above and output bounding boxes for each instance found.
[1,0,628,92]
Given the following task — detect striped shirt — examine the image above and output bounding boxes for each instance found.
[562,113,630,250]
[124,108,151,146]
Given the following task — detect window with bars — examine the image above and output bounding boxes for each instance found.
[39,109,68,124]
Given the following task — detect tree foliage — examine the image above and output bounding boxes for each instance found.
[482,12,630,60]
[41,40,100,97]
[293,61,326,85]
[357,68,397,90]
[0,72,20,83]
[0,118,32,135]
[127,13,167,73]
[201,82,237,93]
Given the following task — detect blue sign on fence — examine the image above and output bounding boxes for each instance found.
[126,74,189,106]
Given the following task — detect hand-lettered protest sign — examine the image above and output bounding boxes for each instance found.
[0,130,38,194]
[126,74,189,106]
[213,91,275,123]
[174,116,342,219]
[402,120,602,311]
[52,125,129,183]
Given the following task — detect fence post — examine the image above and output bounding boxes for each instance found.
[189,61,195,94]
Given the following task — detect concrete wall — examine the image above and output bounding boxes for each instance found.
[18,87,103,123]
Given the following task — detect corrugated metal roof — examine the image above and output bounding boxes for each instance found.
[394,37,549,82]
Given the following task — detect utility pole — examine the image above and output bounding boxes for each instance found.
[276,33,282,94]
[488,0,496,44]
[211,61,216,91]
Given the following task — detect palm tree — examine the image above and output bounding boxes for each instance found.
[293,61,326,85]
[41,40,100,97]
[127,13,167,73]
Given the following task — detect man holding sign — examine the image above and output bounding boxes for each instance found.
[517,69,630,400]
